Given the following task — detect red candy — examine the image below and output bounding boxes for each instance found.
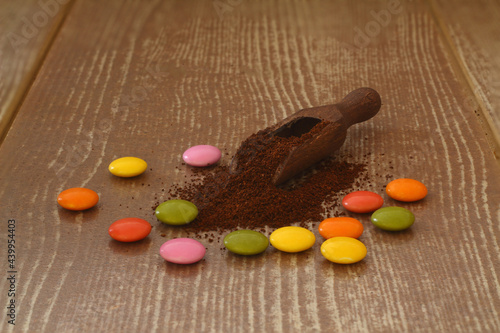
[342,191,384,213]
[108,218,152,242]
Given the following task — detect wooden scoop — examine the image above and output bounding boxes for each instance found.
[270,87,381,185]
[231,87,381,185]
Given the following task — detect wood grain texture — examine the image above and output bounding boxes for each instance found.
[0,0,499,332]
[0,0,73,142]
[430,0,500,158]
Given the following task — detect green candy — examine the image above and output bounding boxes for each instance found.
[155,200,198,225]
[371,206,415,231]
[224,230,269,255]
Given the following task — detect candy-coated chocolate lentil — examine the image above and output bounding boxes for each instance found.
[269,226,315,253]
[342,191,384,213]
[182,145,221,167]
[108,157,147,177]
[318,217,364,239]
[224,230,269,255]
[386,178,427,202]
[160,238,206,264]
[321,237,367,264]
[108,218,152,242]
[57,188,99,211]
[371,206,415,231]
[155,200,198,225]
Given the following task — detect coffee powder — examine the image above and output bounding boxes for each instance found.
[163,121,366,233]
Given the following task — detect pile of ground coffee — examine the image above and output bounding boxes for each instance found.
[164,121,366,233]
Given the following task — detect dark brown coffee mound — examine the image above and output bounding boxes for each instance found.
[165,121,366,233]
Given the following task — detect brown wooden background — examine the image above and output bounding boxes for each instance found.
[1,0,499,332]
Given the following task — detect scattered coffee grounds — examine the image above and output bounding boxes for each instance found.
[164,121,366,233]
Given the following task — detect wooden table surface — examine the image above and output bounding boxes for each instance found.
[1,1,499,332]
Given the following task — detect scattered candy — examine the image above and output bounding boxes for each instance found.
[57,133,427,268]
[108,157,148,177]
[155,199,198,225]
[269,226,315,253]
[318,217,364,239]
[371,206,415,231]
[342,191,384,213]
[224,230,269,255]
[160,238,206,264]
[108,218,152,242]
[182,145,221,167]
[386,178,427,202]
[57,187,99,211]
[321,237,367,264]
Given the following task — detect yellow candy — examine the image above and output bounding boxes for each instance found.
[321,237,367,264]
[109,157,147,177]
[269,226,315,253]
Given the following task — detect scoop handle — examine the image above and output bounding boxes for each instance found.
[336,87,381,127]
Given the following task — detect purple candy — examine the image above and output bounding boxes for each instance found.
[182,145,221,167]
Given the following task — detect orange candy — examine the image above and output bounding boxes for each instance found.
[386,178,427,202]
[318,217,364,239]
[57,188,99,211]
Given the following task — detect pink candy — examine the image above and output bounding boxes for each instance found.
[182,145,221,167]
[159,238,206,264]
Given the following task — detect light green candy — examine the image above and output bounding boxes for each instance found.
[224,230,269,255]
[155,200,198,225]
[371,206,415,231]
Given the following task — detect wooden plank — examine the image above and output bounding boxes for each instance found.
[1,0,499,332]
[429,0,500,158]
[0,0,73,142]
